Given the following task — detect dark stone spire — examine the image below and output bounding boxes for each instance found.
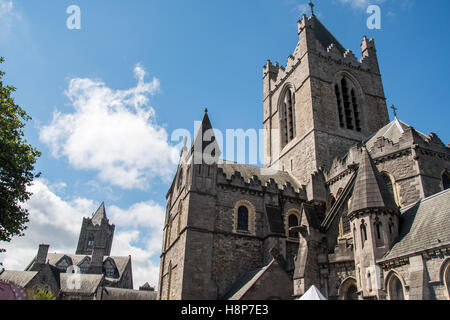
[92,201,107,226]
[191,110,221,163]
[350,148,398,214]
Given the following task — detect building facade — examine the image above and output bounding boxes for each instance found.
[0,203,156,300]
[158,10,450,300]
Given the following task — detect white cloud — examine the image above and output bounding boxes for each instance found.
[339,0,386,9]
[40,65,179,190]
[0,179,165,289]
[0,0,20,38]
[0,0,14,21]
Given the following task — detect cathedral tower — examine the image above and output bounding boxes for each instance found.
[158,111,221,300]
[263,11,389,186]
[76,202,115,256]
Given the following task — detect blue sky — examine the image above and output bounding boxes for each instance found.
[1,0,449,288]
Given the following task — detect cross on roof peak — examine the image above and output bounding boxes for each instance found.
[390,104,398,118]
[309,1,315,16]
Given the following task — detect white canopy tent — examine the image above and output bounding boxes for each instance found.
[296,285,327,300]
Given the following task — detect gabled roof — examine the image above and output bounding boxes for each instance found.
[365,118,428,152]
[92,202,107,226]
[380,189,450,261]
[222,260,275,300]
[60,274,103,295]
[349,148,398,213]
[0,270,38,288]
[26,253,130,283]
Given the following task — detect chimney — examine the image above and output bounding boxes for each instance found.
[89,246,105,274]
[36,244,49,265]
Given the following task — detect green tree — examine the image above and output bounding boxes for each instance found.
[0,57,41,252]
[33,289,56,300]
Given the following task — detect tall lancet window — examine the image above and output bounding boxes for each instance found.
[335,76,362,132]
[280,87,296,148]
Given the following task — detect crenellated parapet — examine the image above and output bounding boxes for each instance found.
[216,164,307,199]
[263,55,302,97]
[324,145,361,184]
[314,39,372,72]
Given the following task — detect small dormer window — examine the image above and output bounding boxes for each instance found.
[104,260,119,278]
[87,234,95,248]
[77,257,91,274]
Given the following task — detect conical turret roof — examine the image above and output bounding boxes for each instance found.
[350,148,398,214]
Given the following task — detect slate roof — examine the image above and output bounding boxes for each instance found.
[101,287,157,300]
[222,260,275,300]
[380,189,450,261]
[350,148,398,213]
[0,271,38,288]
[218,161,302,192]
[311,15,346,54]
[60,274,103,295]
[26,253,130,282]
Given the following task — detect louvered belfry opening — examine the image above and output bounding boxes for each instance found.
[335,77,361,132]
[281,87,296,148]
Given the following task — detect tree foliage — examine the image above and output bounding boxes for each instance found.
[33,289,56,300]
[0,57,41,252]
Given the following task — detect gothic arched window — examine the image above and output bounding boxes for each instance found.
[177,202,183,235]
[374,218,384,247]
[288,214,299,239]
[382,172,399,206]
[388,274,405,300]
[334,76,361,132]
[177,168,184,190]
[442,171,450,191]
[360,220,367,248]
[340,213,351,237]
[444,262,450,300]
[167,261,173,300]
[280,87,296,148]
[339,278,358,300]
[237,206,249,231]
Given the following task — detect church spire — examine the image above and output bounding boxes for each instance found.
[309,1,315,16]
[191,110,221,164]
[92,201,107,226]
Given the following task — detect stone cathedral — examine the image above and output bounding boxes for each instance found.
[158,9,450,300]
